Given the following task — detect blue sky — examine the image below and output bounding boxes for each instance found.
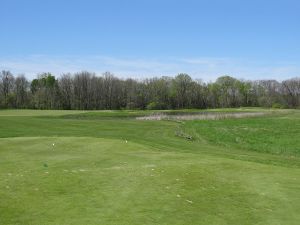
[1,0,299,81]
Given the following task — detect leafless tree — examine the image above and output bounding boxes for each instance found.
[282,78,300,108]
[15,75,29,108]
[0,70,15,108]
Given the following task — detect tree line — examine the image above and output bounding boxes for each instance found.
[0,70,299,110]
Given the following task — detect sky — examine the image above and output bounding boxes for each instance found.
[0,0,300,81]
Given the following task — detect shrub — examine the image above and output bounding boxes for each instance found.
[146,102,159,110]
[272,103,284,109]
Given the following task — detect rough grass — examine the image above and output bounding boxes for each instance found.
[184,112,300,155]
[0,108,300,225]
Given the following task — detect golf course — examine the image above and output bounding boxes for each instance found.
[0,108,299,225]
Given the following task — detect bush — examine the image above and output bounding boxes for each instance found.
[126,102,136,110]
[147,101,169,110]
[146,102,159,110]
[272,103,284,109]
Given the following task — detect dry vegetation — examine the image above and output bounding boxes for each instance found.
[136,111,267,121]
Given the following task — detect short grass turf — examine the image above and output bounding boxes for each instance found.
[0,108,300,225]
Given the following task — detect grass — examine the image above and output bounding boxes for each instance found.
[185,113,300,155]
[0,108,300,225]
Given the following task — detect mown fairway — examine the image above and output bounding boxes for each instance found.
[0,109,300,225]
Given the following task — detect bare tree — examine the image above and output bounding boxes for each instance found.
[282,78,300,108]
[15,75,29,108]
[58,73,73,109]
[0,70,15,108]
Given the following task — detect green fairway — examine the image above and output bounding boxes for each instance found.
[0,109,300,225]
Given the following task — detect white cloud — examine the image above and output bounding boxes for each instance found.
[0,55,299,81]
